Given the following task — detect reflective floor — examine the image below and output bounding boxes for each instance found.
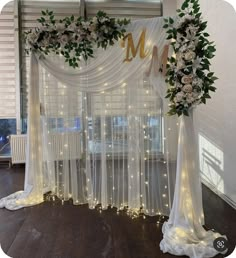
[0,165,235,258]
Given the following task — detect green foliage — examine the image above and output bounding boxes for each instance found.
[25,10,130,68]
[163,0,217,117]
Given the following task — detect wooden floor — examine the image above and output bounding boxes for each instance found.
[0,165,235,258]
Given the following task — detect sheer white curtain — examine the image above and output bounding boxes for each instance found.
[0,16,226,258]
[39,67,174,215]
[0,17,176,216]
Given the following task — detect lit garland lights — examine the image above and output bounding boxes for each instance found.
[164,0,217,116]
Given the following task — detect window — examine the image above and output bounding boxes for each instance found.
[0,119,16,157]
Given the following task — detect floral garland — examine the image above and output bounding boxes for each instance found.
[25,10,130,68]
[164,0,217,116]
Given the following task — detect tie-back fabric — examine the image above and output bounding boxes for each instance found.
[0,16,226,258]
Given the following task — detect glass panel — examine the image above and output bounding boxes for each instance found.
[0,119,16,157]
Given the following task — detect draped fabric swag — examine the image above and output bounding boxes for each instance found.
[0,17,225,258]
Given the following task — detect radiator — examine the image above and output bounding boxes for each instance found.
[10,135,27,164]
[10,133,82,164]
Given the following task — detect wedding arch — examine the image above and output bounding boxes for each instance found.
[0,0,227,257]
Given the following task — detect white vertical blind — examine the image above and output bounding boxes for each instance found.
[86,0,162,19]
[20,0,81,119]
[0,1,16,118]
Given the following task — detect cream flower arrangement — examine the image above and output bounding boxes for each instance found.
[164,0,217,116]
[24,10,130,68]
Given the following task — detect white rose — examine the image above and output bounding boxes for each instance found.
[40,37,50,47]
[183,84,193,93]
[181,75,193,84]
[59,34,69,47]
[56,23,65,32]
[186,93,195,104]
[184,51,196,61]
[27,32,38,45]
[177,59,185,70]
[176,91,184,102]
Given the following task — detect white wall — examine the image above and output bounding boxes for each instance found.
[162,0,177,16]
[177,0,236,208]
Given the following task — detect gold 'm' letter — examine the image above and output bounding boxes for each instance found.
[121,29,149,62]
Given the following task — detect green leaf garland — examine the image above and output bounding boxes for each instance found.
[163,0,217,116]
[24,10,130,68]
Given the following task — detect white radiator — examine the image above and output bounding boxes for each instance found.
[10,134,27,164]
[10,133,82,164]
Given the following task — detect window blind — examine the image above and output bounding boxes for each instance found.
[85,0,162,19]
[0,1,16,118]
[20,0,81,119]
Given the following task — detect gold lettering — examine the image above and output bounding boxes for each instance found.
[121,29,149,62]
[145,45,169,77]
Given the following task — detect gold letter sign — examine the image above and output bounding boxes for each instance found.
[121,29,149,62]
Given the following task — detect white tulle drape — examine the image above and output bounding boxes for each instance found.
[0,16,226,258]
[159,111,226,258]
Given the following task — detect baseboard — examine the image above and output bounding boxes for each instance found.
[201,177,236,210]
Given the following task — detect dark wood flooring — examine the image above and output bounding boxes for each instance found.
[0,165,235,258]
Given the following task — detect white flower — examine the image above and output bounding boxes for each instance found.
[92,17,98,24]
[192,57,202,73]
[177,34,184,43]
[181,75,193,84]
[188,41,196,50]
[182,84,193,93]
[101,25,109,34]
[68,23,77,31]
[59,34,69,47]
[40,37,50,47]
[176,91,184,102]
[176,82,183,88]
[82,21,91,30]
[90,32,97,40]
[193,77,203,86]
[99,17,109,23]
[27,32,39,45]
[89,23,97,32]
[187,25,198,35]
[176,14,194,28]
[186,93,195,103]
[179,44,188,53]
[184,51,196,61]
[184,14,195,21]
[177,59,185,70]
[56,23,65,32]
